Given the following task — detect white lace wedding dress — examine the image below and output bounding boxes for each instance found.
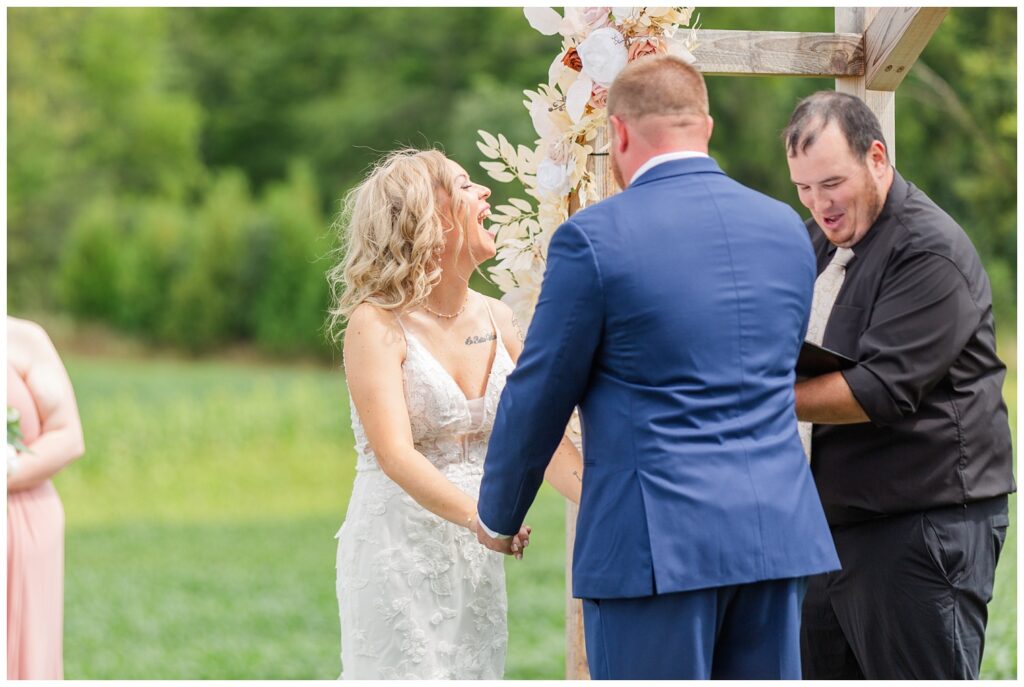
[335,307,513,679]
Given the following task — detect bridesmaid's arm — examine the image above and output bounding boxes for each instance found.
[491,299,583,504]
[7,319,85,493]
[345,303,529,559]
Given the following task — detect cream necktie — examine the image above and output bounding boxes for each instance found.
[800,247,855,460]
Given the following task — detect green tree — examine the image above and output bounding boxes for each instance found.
[9,7,1016,354]
[897,8,1016,326]
[8,7,204,311]
[164,171,255,352]
[115,201,194,340]
[58,197,124,322]
[248,162,332,355]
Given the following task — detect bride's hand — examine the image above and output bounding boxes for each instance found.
[473,515,532,559]
[510,525,532,560]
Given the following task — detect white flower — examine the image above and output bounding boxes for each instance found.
[577,27,628,87]
[528,97,559,141]
[430,607,457,626]
[536,156,574,197]
[503,281,542,329]
[548,51,568,88]
[561,7,585,34]
[667,35,697,64]
[565,73,594,123]
[611,7,639,23]
[523,7,562,35]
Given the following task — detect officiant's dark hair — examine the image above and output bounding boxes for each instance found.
[783,91,889,162]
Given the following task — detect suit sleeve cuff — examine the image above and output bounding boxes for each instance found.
[477,512,513,540]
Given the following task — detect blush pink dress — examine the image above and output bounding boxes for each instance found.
[7,362,65,679]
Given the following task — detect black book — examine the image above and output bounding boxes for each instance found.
[797,340,855,379]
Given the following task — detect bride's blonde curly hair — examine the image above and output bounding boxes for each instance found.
[326,148,473,342]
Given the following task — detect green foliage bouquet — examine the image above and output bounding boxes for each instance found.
[8,407,28,476]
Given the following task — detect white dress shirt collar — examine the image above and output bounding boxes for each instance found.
[630,150,710,186]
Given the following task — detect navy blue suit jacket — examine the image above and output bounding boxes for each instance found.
[479,157,840,599]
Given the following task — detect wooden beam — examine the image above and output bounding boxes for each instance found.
[835,8,896,164]
[864,7,948,90]
[693,29,864,77]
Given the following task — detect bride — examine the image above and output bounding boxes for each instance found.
[327,148,583,679]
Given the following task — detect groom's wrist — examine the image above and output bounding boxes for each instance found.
[476,512,513,540]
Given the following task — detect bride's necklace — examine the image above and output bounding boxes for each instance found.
[423,294,469,319]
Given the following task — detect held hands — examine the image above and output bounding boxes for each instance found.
[470,514,532,560]
[510,525,532,560]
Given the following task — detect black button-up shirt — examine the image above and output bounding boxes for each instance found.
[808,170,1015,525]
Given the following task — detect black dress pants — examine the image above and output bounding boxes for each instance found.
[801,495,1009,679]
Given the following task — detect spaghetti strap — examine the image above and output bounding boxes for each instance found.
[392,310,414,355]
[393,310,409,334]
[482,297,502,345]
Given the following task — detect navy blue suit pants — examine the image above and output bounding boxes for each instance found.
[582,576,808,679]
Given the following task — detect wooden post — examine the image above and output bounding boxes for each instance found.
[836,8,896,164]
[565,126,620,680]
[564,499,588,679]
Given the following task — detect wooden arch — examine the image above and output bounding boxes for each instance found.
[564,7,948,679]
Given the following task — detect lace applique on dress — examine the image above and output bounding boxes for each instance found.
[335,302,514,679]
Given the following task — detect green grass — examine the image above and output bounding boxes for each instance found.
[64,519,342,679]
[58,356,354,678]
[55,347,1016,679]
[981,336,1017,679]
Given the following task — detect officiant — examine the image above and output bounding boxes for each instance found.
[783,90,1015,680]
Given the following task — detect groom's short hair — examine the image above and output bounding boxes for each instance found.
[607,54,709,122]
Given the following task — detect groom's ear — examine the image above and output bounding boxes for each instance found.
[610,115,629,152]
[706,115,714,141]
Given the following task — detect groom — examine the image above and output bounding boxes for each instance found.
[476,55,839,679]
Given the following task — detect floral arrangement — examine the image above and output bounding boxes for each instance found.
[477,7,698,327]
[8,407,27,477]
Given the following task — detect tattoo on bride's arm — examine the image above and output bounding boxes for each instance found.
[465,333,497,346]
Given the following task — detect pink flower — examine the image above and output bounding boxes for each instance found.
[588,85,608,111]
[580,7,612,32]
[628,35,667,62]
[548,139,572,165]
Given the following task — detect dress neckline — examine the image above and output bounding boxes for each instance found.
[398,299,510,405]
